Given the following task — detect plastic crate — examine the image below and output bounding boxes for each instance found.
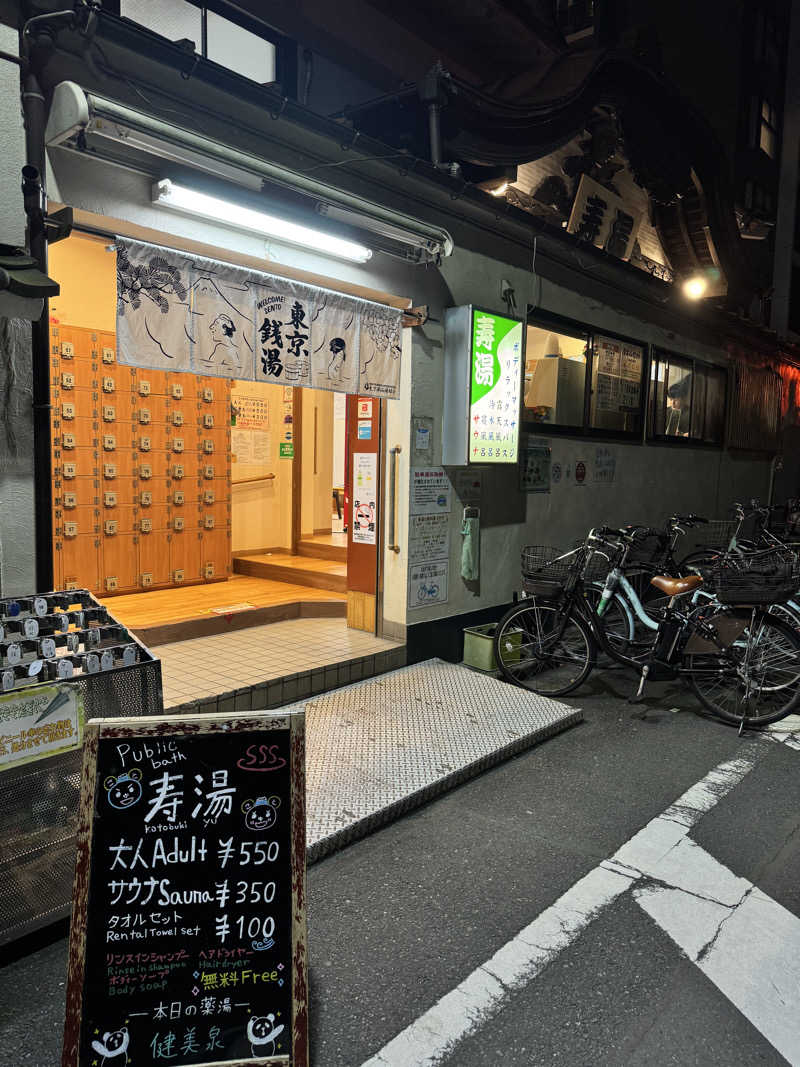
[0,590,163,948]
[463,623,521,672]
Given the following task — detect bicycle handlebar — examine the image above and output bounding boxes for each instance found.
[669,514,709,525]
[590,525,661,543]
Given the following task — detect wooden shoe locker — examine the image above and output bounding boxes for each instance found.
[51,324,231,595]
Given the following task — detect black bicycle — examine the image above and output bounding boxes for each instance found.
[493,527,800,729]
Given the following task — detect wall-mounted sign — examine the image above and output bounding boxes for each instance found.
[408,514,449,565]
[443,306,524,465]
[594,446,617,485]
[408,559,449,610]
[566,174,642,261]
[469,309,523,464]
[352,452,377,545]
[61,710,307,1067]
[231,393,269,430]
[357,420,372,440]
[410,468,451,516]
[279,442,294,458]
[519,438,551,493]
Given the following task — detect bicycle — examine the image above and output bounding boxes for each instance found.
[493,527,800,729]
[678,503,800,631]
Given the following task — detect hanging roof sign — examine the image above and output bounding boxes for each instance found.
[116,238,402,399]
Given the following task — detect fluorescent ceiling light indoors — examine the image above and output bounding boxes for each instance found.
[152,179,373,264]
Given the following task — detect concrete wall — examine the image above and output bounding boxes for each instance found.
[404,259,772,627]
[0,25,37,597]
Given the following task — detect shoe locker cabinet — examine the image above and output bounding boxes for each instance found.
[50,324,232,596]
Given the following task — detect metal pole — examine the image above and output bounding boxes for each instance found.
[387,446,401,553]
[22,44,54,593]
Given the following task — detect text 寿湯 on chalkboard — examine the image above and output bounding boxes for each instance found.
[62,711,307,1067]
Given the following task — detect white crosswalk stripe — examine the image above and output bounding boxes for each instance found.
[360,744,770,1067]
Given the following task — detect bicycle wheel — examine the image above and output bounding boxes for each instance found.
[584,584,637,657]
[685,606,800,726]
[769,600,800,631]
[494,599,596,697]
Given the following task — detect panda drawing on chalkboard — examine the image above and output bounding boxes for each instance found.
[91,1025,129,1065]
[104,770,143,810]
[242,795,281,832]
[247,1014,285,1058]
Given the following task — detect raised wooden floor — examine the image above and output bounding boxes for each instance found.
[297,532,348,562]
[234,552,347,593]
[103,574,345,645]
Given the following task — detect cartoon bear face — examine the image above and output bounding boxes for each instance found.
[104,770,143,810]
[105,1028,127,1053]
[248,1014,283,1044]
[242,796,280,831]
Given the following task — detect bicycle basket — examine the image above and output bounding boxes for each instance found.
[687,519,740,549]
[520,545,576,595]
[627,532,669,568]
[698,547,800,605]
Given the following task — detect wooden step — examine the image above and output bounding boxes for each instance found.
[297,539,347,563]
[234,553,347,593]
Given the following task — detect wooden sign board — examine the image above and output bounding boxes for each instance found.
[62,711,307,1067]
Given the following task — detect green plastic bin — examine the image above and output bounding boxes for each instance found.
[463,623,521,672]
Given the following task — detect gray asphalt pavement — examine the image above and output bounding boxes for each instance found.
[1,669,797,1066]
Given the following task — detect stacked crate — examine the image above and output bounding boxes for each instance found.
[51,324,231,595]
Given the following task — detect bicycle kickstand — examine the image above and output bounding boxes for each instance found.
[628,664,650,705]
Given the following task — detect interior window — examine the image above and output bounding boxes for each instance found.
[589,334,644,432]
[523,324,587,427]
[206,10,276,84]
[651,352,725,444]
[120,0,202,45]
[691,364,726,442]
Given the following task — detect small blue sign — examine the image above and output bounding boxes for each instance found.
[357,421,372,440]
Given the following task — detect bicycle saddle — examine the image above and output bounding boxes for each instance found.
[650,574,704,596]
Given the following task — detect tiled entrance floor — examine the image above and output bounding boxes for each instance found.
[155,616,402,708]
[299,659,583,861]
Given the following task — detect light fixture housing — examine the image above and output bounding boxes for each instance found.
[152,180,373,263]
[45,82,454,264]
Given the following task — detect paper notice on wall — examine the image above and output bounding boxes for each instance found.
[232,429,271,465]
[519,440,551,492]
[353,452,377,544]
[455,470,482,503]
[594,335,643,414]
[409,514,449,564]
[408,559,448,610]
[593,446,616,485]
[231,393,269,429]
[411,467,452,515]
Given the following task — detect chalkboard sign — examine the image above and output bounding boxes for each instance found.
[62,712,307,1067]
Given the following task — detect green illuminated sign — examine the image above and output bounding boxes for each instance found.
[469,309,523,463]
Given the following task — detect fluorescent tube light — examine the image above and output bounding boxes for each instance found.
[152,180,373,263]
